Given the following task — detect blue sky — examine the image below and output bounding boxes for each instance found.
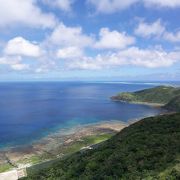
[0,0,180,81]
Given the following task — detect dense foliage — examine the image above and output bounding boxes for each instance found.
[165,95,180,112]
[112,86,180,112]
[23,113,180,180]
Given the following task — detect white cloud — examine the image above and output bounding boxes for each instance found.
[0,19,179,74]
[49,23,94,47]
[0,0,56,28]
[57,46,83,59]
[4,37,42,57]
[88,0,138,14]
[144,0,180,8]
[135,19,180,43]
[134,19,165,38]
[68,47,180,69]
[0,54,51,72]
[88,0,180,14]
[42,0,74,12]
[0,56,21,65]
[128,47,178,68]
[0,56,30,71]
[95,28,135,49]
[11,63,30,71]
[163,31,180,42]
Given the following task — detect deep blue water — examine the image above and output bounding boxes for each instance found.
[0,82,166,148]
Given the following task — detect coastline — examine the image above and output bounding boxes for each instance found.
[0,108,170,173]
[0,102,168,173]
[112,99,164,108]
[0,120,128,172]
[0,113,177,178]
[112,101,176,115]
[126,101,164,108]
[0,112,173,174]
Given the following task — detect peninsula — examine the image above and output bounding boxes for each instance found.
[111,86,180,112]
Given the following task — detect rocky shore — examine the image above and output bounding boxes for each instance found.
[0,121,127,172]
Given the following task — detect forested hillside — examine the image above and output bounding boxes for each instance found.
[23,113,180,180]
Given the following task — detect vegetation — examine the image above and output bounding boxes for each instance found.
[112,86,180,111]
[22,113,180,180]
[0,164,13,173]
[58,133,114,155]
[165,95,180,112]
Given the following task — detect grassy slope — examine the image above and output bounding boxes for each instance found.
[112,86,180,111]
[0,164,13,173]
[23,113,180,180]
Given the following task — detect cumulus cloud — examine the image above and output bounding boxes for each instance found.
[42,0,74,12]
[68,47,180,70]
[135,19,180,43]
[1,36,44,72]
[0,0,56,28]
[57,46,83,59]
[0,56,30,71]
[4,37,42,57]
[163,31,180,42]
[49,23,94,47]
[0,56,21,65]
[128,47,178,67]
[134,19,165,38]
[95,28,135,49]
[0,21,179,73]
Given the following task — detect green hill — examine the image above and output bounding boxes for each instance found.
[165,95,180,112]
[23,113,180,180]
[111,86,180,111]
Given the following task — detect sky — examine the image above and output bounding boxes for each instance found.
[0,0,180,81]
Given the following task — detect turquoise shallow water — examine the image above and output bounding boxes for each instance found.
[0,82,167,148]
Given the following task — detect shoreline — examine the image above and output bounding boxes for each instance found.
[128,101,164,107]
[0,104,169,173]
[112,99,165,108]
[0,111,172,174]
[0,120,128,172]
[0,107,170,173]
[0,119,127,153]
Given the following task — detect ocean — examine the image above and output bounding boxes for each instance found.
[0,82,169,149]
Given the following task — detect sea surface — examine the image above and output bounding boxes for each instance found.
[0,81,171,149]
